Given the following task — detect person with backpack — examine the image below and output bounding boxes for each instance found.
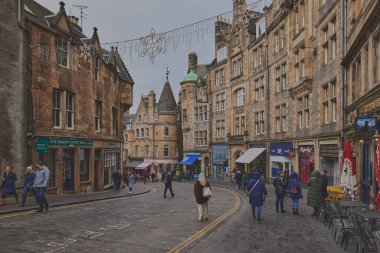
[288,172,303,215]
[246,171,267,221]
[163,169,175,198]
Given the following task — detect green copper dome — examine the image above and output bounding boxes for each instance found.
[183,70,198,82]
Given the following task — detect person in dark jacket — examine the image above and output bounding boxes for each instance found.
[163,169,175,198]
[247,171,267,221]
[307,170,323,216]
[20,165,36,207]
[194,175,211,221]
[111,170,121,191]
[283,168,290,192]
[273,172,287,213]
[235,170,243,190]
[288,172,303,215]
[0,166,19,205]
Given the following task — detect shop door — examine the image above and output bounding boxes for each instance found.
[62,149,75,192]
[94,149,101,191]
[362,142,371,205]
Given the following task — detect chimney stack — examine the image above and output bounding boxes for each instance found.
[188,52,198,70]
[68,16,82,32]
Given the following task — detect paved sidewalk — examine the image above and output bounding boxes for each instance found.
[0,183,151,215]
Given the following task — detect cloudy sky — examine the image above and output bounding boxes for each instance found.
[35,0,271,113]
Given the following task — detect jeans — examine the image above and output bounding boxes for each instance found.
[113,180,120,191]
[276,193,285,211]
[21,186,32,205]
[291,199,299,208]
[251,205,262,217]
[164,183,174,197]
[35,187,48,210]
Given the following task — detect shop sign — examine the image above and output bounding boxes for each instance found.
[36,138,93,150]
[212,145,228,164]
[300,146,314,156]
[270,142,293,156]
[358,97,380,115]
[288,150,296,157]
[35,140,48,154]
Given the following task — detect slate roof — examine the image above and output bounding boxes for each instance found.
[24,0,134,85]
[157,81,177,114]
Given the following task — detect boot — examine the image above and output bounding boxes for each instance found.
[276,207,279,212]
[296,208,299,215]
[257,215,261,221]
[0,197,4,206]
[15,194,19,204]
[293,208,296,215]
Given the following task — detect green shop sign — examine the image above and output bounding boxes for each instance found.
[35,138,93,154]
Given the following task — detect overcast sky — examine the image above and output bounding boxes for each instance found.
[35,0,271,113]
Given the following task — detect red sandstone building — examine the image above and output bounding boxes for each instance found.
[25,0,134,194]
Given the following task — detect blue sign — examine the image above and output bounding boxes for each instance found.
[270,142,293,156]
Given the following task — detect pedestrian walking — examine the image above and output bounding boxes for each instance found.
[307,170,323,216]
[33,161,50,212]
[246,171,267,221]
[273,172,287,213]
[20,165,36,207]
[288,172,303,215]
[111,170,121,191]
[163,169,175,198]
[235,170,243,190]
[194,174,211,221]
[151,171,156,183]
[0,166,19,205]
[125,171,135,193]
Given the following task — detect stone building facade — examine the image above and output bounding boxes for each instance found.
[179,53,210,177]
[25,0,133,194]
[126,77,179,174]
[0,0,28,180]
[342,0,380,206]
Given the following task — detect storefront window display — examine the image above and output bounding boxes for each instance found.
[80,149,90,182]
[299,145,315,184]
[320,145,339,185]
[104,149,120,188]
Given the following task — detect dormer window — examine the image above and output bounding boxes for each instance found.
[57,35,68,67]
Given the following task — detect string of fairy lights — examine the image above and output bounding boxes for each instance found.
[33,0,269,63]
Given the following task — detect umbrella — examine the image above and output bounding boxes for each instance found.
[375,137,380,208]
[340,140,359,199]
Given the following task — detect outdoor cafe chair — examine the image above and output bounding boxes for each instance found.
[340,212,363,253]
[358,221,379,253]
[330,202,351,241]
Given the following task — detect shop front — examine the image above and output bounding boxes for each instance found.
[211,145,229,180]
[269,142,294,179]
[235,144,267,179]
[299,145,315,184]
[103,141,121,190]
[319,144,340,185]
[35,137,93,194]
[178,153,201,180]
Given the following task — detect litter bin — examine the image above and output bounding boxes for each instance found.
[175,170,181,182]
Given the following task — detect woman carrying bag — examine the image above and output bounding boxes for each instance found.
[246,171,267,221]
[194,174,211,221]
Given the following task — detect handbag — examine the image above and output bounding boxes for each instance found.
[203,186,212,197]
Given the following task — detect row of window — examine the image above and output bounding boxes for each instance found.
[194,106,208,122]
[195,131,208,147]
[53,89,118,133]
[134,145,178,158]
[137,114,147,123]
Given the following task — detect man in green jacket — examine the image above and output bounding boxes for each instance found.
[307,170,323,216]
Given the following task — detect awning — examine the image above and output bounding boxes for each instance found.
[124,160,143,168]
[143,159,178,164]
[235,148,266,164]
[135,162,152,170]
[178,155,199,165]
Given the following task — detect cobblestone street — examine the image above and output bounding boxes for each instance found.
[0,181,348,253]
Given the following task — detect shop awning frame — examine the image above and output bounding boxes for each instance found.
[235,148,266,164]
[135,162,152,170]
[124,160,143,168]
[178,155,199,165]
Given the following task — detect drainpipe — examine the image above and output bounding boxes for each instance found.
[341,0,347,151]
[264,6,270,183]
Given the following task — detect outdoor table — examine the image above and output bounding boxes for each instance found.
[352,208,380,231]
[337,200,368,215]
[327,191,344,203]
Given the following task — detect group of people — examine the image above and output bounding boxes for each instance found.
[245,168,329,220]
[0,161,50,212]
[111,170,137,193]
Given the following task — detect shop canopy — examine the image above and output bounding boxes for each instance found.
[135,162,152,170]
[124,160,143,168]
[235,148,266,164]
[178,155,199,165]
